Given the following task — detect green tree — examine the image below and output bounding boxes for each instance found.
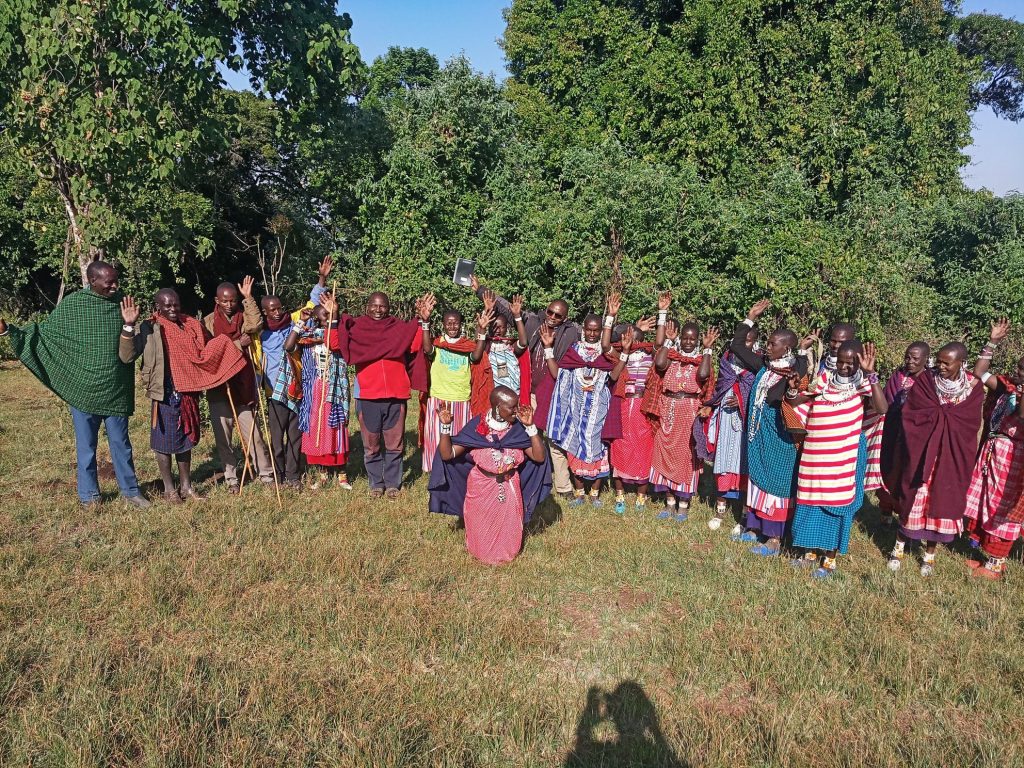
[956,12,1024,121]
[0,0,362,286]
[503,0,974,203]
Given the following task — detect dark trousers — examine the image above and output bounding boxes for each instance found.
[268,399,302,483]
[358,399,406,490]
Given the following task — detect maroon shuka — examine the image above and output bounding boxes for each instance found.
[330,313,425,390]
[892,369,984,520]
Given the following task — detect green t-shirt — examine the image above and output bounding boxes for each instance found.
[429,346,472,401]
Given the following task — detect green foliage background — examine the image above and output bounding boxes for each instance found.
[1,0,1023,368]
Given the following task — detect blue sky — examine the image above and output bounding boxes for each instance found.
[285,0,1024,195]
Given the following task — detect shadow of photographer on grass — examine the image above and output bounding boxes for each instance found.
[564,680,689,768]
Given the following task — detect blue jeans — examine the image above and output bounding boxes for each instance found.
[70,406,142,503]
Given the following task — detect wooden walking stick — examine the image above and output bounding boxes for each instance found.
[316,280,337,446]
[238,413,258,492]
[225,385,255,488]
[251,355,282,508]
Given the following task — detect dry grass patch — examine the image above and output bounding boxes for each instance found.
[2,365,1023,767]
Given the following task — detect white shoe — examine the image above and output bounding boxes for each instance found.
[708,516,722,531]
[731,523,743,537]
[887,557,902,572]
[920,562,934,577]
[338,481,353,491]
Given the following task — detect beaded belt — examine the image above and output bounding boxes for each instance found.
[477,467,512,483]
[661,390,699,400]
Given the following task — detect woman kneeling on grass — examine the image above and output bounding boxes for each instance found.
[789,341,887,578]
[428,387,552,565]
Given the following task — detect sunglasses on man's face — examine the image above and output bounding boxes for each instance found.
[545,308,565,320]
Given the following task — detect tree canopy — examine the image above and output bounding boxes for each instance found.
[2,2,1024,367]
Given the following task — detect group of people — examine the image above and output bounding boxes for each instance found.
[2,260,1021,578]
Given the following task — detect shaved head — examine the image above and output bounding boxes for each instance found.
[216,282,237,298]
[939,342,967,362]
[490,385,517,407]
[86,260,116,281]
[154,288,179,304]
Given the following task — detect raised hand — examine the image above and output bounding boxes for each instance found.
[517,404,535,427]
[621,326,635,353]
[120,296,140,326]
[664,319,679,341]
[799,330,820,350]
[636,316,656,334]
[509,294,524,317]
[437,401,454,425]
[606,292,621,317]
[658,291,672,312]
[702,327,720,349]
[990,317,1011,344]
[747,299,771,321]
[539,323,555,348]
[470,274,480,292]
[238,275,255,300]
[481,288,496,312]
[477,307,494,332]
[299,307,314,322]
[859,342,878,374]
[319,292,337,316]
[787,373,801,391]
[318,255,333,282]
[418,292,436,321]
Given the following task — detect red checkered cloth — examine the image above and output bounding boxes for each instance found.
[154,314,246,394]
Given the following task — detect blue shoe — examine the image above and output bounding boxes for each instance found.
[811,566,835,579]
[590,497,603,508]
[674,512,688,523]
[731,530,758,543]
[656,508,674,520]
[614,499,626,515]
[568,496,586,508]
[791,555,818,569]
[750,543,780,557]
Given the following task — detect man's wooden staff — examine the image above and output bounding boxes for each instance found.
[316,280,337,446]
[238,413,258,492]
[251,353,282,508]
[225,385,254,488]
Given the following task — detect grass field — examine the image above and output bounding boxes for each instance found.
[2,362,1023,767]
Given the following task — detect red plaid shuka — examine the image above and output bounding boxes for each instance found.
[154,314,246,393]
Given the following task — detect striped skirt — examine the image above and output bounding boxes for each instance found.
[303,379,349,466]
[898,469,963,543]
[863,412,885,492]
[422,397,471,472]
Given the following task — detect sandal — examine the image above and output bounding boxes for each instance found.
[369,488,384,499]
[385,488,400,500]
[750,543,780,557]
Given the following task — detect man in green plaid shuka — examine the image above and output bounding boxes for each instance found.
[0,261,151,509]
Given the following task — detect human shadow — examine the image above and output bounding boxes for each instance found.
[564,681,689,768]
[525,494,562,536]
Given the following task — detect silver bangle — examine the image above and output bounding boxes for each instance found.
[513,316,523,323]
[603,315,614,328]
[440,423,453,435]
[477,333,487,340]
[786,388,799,399]
[524,424,538,437]
[702,348,713,356]
[543,347,555,360]
[122,324,135,333]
